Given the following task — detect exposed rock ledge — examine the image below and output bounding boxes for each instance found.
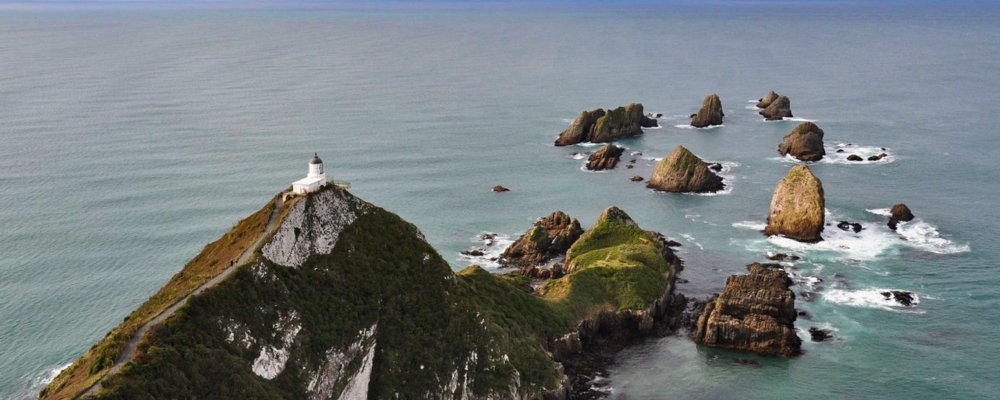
[554,103,657,146]
[691,263,801,357]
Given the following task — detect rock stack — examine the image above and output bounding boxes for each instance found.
[778,122,826,162]
[692,263,801,357]
[586,143,625,170]
[690,93,724,128]
[646,145,725,193]
[764,165,825,242]
[888,203,915,230]
[756,90,780,109]
[555,103,657,146]
[500,211,584,270]
[759,95,793,120]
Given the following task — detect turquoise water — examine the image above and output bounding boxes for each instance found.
[1,3,998,399]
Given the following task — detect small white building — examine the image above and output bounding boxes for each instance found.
[291,153,328,194]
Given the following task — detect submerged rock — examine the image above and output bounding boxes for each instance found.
[555,103,655,146]
[630,175,644,182]
[692,263,801,357]
[759,95,792,120]
[881,290,915,307]
[500,211,584,270]
[778,122,826,162]
[764,165,825,242]
[756,90,780,108]
[586,143,625,171]
[888,203,915,230]
[808,327,834,342]
[690,93,725,128]
[646,145,725,193]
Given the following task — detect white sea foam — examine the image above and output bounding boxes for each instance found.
[732,220,766,230]
[673,124,724,130]
[570,153,588,160]
[783,117,816,122]
[772,144,895,165]
[824,288,923,313]
[645,124,663,130]
[863,209,970,254]
[457,232,514,270]
[576,142,603,147]
[767,219,896,261]
[895,220,970,254]
[680,233,704,250]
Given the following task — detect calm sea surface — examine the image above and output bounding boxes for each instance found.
[1,3,998,399]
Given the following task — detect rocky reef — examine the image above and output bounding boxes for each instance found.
[764,165,825,242]
[691,263,801,357]
[554,103,657,146]
[586,143,625,170]
[778,122,826,161]
[690,93,724,128]
[759,95,793,120]
[646,145,725,193]
[756,90,780,108]
[500,210,584,270]
[888,203,915,230]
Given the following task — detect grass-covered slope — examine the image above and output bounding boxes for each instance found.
[44,188,678,399]
[43,194,281,400]
[542,206,676,320]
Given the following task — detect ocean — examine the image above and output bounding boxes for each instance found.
[1,2,998,398]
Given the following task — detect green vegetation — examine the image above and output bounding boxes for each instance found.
[46,190,675,399]
[43,195,281,400]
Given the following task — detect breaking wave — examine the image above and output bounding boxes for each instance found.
[456,232,513,270]
[824,288,924,313]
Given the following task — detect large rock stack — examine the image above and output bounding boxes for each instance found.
[555,103,657,146]
[646,145,725,193]
[690,93,725,128]
[778,122,826,162]
[759,95,793,120]
[764,165,825,242]
[692,263,801,357]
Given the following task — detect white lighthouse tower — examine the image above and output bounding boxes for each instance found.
[292,153,329,194]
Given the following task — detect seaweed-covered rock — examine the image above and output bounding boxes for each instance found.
[692,263,801,357]
[764,165,825,242]
[778,122,826,162]
[647,145,724,193]
[888,203,915,230]
[759,95,792,120]
[500,211,584,269]
[690,93,725,128]
[555,103,654,146]
[756,91,780,108]
[586,143,625,171]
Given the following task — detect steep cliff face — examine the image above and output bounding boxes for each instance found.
[46,187,683,400]
[692,263,801,357]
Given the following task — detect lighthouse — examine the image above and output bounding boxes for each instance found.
[292,153,329,194]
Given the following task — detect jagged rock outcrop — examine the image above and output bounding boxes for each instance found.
[778,122,826,161]
[764,165,825,242]
[554,103,656,146]
[500,211,584,270]
[759,95,792,120]
[647,145,725,193]
[586,143,625,170]
[756,90,780,108]
[888,203,915,230]
[692,263,801,357]
[690,93,724,128]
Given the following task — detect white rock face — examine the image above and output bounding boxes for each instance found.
[305,324,378,400]
[251,311,301,380]
[263,189,369,267]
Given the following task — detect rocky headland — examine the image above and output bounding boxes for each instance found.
[646,145,725,193]
[763,165,825,242]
